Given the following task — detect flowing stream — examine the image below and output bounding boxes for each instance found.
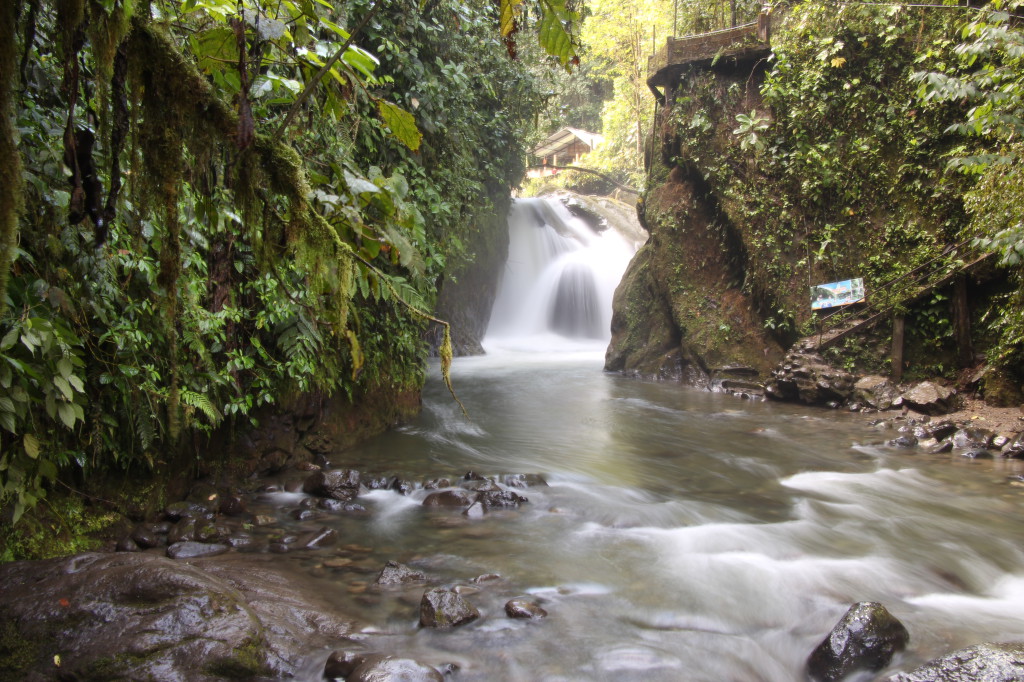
[261,197,1024,680]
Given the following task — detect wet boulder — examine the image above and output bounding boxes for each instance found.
[130,523,165,549]
[0,552,354,680]
[419,587,480,628]
[323,652,443,681]
[766,352,855,406]
[884,642,1024,681]
[505,598,547,619]
[422,489,479,508]
[901,381,955,415]
[807,601,909,682]
[303,469,361,500]
[375,560,426,586]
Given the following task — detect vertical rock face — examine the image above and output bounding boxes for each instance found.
[807,601,910,682]
[605,170,783,385]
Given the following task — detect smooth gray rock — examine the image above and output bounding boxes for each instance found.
[807,601,909,682]
[419,587,480,628]
[884,642,1024,681]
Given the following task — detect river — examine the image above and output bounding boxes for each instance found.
[258,196,1024,680]
[245,343,1024,681]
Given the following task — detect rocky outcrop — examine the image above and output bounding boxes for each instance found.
[884,642,1024,681]
[766,350,855,406]
[0,552,353,680]
[807,601,910,682]
[605,169,784,385]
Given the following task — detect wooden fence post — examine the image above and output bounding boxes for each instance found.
[953,274,973,368]
[891,314,905,383]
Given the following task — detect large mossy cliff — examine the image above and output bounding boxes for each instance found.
[607,3,1015,388]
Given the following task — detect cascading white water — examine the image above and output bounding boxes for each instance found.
[485,196,641,352]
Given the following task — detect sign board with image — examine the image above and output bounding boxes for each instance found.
[810,277,865,310]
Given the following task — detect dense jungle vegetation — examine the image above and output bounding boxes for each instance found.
[0,0,582,538]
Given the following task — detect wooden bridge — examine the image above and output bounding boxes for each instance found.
[647,11,772,100]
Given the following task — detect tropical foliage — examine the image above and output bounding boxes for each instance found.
[0,0,559,524]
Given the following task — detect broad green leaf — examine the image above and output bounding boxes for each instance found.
[23,434,40,459]
[57,402,76,429]
[377,101,422,151]
[0,410,15,433]
[191,27,239,75]
[0,396,13,412]
[537,0,579,68]
[53,376,74,401]
[500,0,524,37]
[1,327,17,350]
[57,357,72,379]
[342,46,379,79]
[344,170,380,195]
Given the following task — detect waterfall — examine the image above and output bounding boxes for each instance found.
[485,195,643,352]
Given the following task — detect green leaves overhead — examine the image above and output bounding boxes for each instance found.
[499,0,580,68]
[537,0,580,68]
[377,100,422,151]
